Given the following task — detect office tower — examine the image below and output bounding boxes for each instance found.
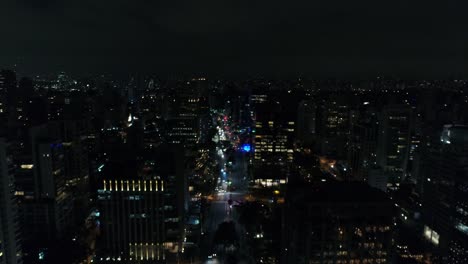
[284,182,395,264]
[98,176,166,262]
[251,90,298,187]
[140,78,163,116]
[153,146,188,259]
[225,94,245,127]
[421,125,468,263]
[46,92,66,121]
[59,120,91,225]
[127,75,145,110]
[297,100,317,144]
[322,99,350,138]
[165,118,199,146]
[97,144,187,263]
[253,101,295,167]
[4,77,35,138]
[98,83,127,128]
[19,124,73,246]
[0,139,22,264]
[252,100,295,186]
[347,107,379,182]
[162,81,202,148]
[318,98,350,158]
[377,105,412,189]
[197,95,212,144]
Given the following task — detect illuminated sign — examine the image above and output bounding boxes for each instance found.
[241,144,251,152]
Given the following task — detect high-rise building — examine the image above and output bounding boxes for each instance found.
[317,98,350,158]
[97,144,187,263]
[126,75,145,109]
[421,125,468,263]
[162,81,202,148]
[59,120,91,225]
[346,107,379,182]
[322,100,350,138]
[0,139,22,264]
[251,91,299,187]
[19,124,73,245]
[253,101,296,167]
[165,118,199,146]
[283,182,395,264]
[98,178,166,262]
[377,105,413,189]
[97,83,127,128]
[297,100,317,144]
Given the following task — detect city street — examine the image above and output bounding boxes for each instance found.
[202,152,249,263]
[201,114,250,263]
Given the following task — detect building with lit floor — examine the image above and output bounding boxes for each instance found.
[96,144,187,263]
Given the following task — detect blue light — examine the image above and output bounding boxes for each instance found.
[241,144,251,152]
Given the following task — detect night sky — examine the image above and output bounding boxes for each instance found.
[1,0,468,77]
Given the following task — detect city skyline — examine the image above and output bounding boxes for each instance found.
[1,1,468,263]
[1,69,467,263]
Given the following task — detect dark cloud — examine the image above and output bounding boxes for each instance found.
[1,0,468,77]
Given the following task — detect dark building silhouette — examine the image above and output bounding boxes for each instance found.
[421,125,468,263]
[0,70,17,137]
[0,139,23,264]
[377,105,413,190]
[283,182,396,264]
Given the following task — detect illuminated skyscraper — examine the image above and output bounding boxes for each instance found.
[253,101,296,168]
[97,145,186,263]
[163,81,202,148]
[98,178,166,262]
[251,90,300,187]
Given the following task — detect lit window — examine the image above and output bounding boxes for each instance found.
[20,164,34,169]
